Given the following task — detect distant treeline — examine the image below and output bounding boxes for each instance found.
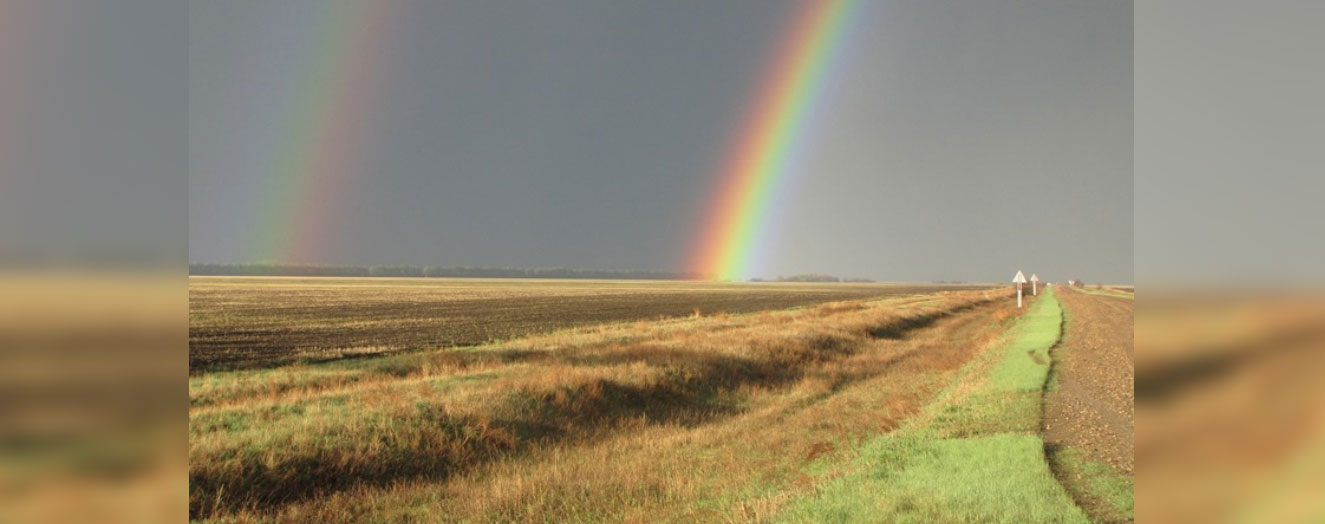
[189,263,695,280]
[757,274,875,283]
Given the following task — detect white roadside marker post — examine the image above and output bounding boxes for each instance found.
[1013,270,1027,309]
[1031,273,1039,296]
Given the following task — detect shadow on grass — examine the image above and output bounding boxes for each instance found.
[868,301,984,340]
[190,355,761,520]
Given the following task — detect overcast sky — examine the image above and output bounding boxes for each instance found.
[190,0,1132,283]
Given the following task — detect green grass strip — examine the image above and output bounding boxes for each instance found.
[779,433,1087,524]
[777,288,1089,524]
[931,292,1060,439]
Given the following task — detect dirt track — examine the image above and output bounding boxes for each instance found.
[1043,286,1134,520]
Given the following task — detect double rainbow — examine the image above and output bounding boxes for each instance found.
[240,1,856,272]
[690,0,860,280]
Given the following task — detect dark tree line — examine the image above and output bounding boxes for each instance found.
[774,273,873,283]
[189,263,696,280]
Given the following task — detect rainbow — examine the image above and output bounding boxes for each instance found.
[690,0,861,280]
[250,1,398,264]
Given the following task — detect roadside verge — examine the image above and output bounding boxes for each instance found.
[776,288,1089,523]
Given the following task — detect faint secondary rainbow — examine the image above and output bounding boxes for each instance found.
[690,0,860,280]
[250,1,398,264]
[0,1,44,203]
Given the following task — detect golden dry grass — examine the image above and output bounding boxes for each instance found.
[189,285,1018,522]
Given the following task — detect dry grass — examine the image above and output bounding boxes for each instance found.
[189,277,989,372]
[189,286,1018,522]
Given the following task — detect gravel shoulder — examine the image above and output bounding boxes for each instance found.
[1043,286,1135,522]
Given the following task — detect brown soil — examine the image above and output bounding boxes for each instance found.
[1043,287,1134,520]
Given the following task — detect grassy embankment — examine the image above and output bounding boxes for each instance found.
[775,287,1094,523]
[190,288,1014,522]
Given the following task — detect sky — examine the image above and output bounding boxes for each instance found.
[189,0,1132,283]
[1,0,185,266]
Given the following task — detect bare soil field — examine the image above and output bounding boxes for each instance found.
[1045,286,1135,523]
[189,277,987,372]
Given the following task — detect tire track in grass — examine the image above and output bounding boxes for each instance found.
[776,288,1089,523]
